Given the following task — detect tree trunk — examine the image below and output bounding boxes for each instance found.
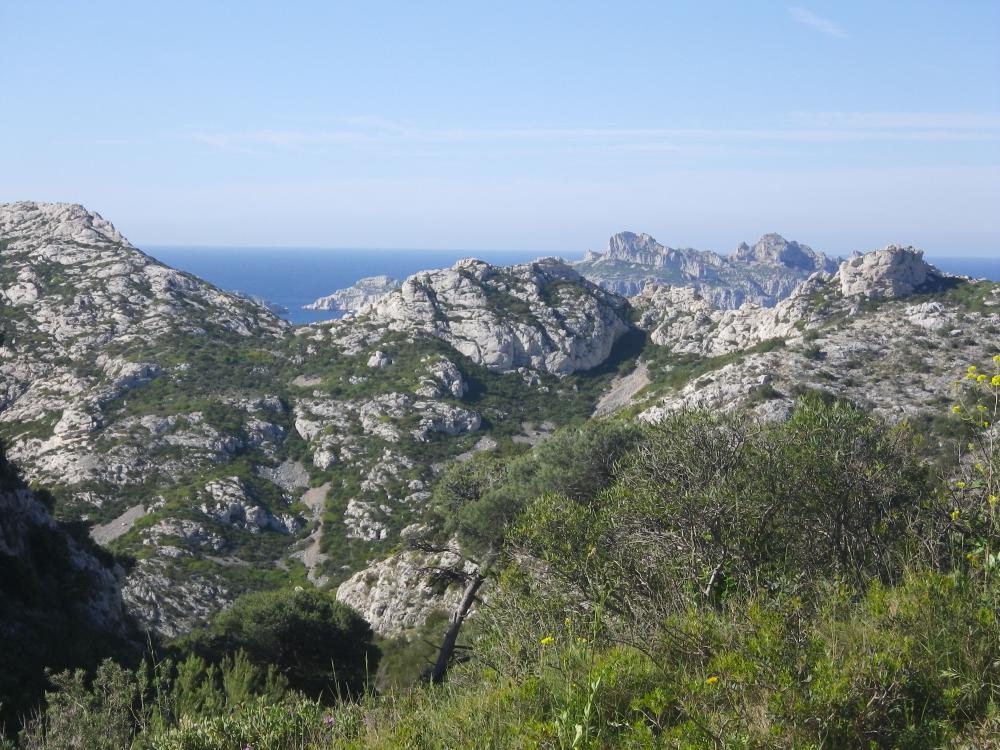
[430,554,494,684]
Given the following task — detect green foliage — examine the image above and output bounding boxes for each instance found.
[142,696,332,750]
[176,588,379,700]
[17,661,139,750]
[13,360,1000,748]
[427,420,641,558]
[505,396,932,647]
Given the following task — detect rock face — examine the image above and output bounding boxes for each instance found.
[304,275,401,313]
[836,245,940,298]
[0,447,134,641]
[633,274,830,358]
[576,231,839,308]
[362,258,630,375]
[336,547,478,636]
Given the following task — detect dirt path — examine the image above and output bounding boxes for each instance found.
[91,504,147,545]
[296,482,331,586]
[593,362,650,417]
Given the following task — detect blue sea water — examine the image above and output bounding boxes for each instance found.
[146,246,999,326]
[147,247,577,324]
[927,257,1000,283]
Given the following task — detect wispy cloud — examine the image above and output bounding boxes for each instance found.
[788,6,846,38]
[186,113,1000,154]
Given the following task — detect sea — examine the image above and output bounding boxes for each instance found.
[147,247,580,324]
[146,246,1000,326]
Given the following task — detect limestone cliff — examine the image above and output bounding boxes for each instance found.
[576,230,839,308]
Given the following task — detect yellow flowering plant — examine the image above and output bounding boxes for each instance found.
[949,355,1000,575]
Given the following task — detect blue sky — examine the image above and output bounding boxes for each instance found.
[1,1,997,256]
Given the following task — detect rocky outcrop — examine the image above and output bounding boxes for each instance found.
[576,231,840,308]
[631,245,955,362]
[836,245,942,299]
[200,477,303,534]
[362,258,630,375]
[336,547,478,636]
[304,275,401,313]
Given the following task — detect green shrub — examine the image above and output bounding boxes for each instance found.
[175,588,379,701]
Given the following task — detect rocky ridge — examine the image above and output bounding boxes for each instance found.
[626,245,998,425]
[576,231,840,308]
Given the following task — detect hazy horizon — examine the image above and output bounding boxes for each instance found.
[2,1,997,256]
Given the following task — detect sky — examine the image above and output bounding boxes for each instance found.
[1,1,998,256]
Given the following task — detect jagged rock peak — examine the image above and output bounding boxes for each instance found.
[607,231,668,258]
[0,201,132,248]
[733,233,838,272]
[836,244,943,299]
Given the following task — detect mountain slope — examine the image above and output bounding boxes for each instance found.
[0,203,633,637]
[626,245,999,426]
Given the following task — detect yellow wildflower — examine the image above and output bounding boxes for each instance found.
[993,354,1000,364]
[951,509,961,521]
[968,365,978,373]
[992,375,1000,387]
[952,405,962,414]
[540,636,554,646]
[705,676,719,685]
[989,495,998,508]
[956,481,967,489]
[977,374,987,383]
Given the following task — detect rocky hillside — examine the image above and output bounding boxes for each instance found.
[623,245,999,427]
[4,201,995,646]
[576,231,839,307]
[0,203,632,638]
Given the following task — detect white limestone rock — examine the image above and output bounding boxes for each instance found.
[335,547,479,635]
[304,275,401,313]
[367,350,392,369]
[361,257,629,375]
[577,231,839,309]
[836,245,941,299]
